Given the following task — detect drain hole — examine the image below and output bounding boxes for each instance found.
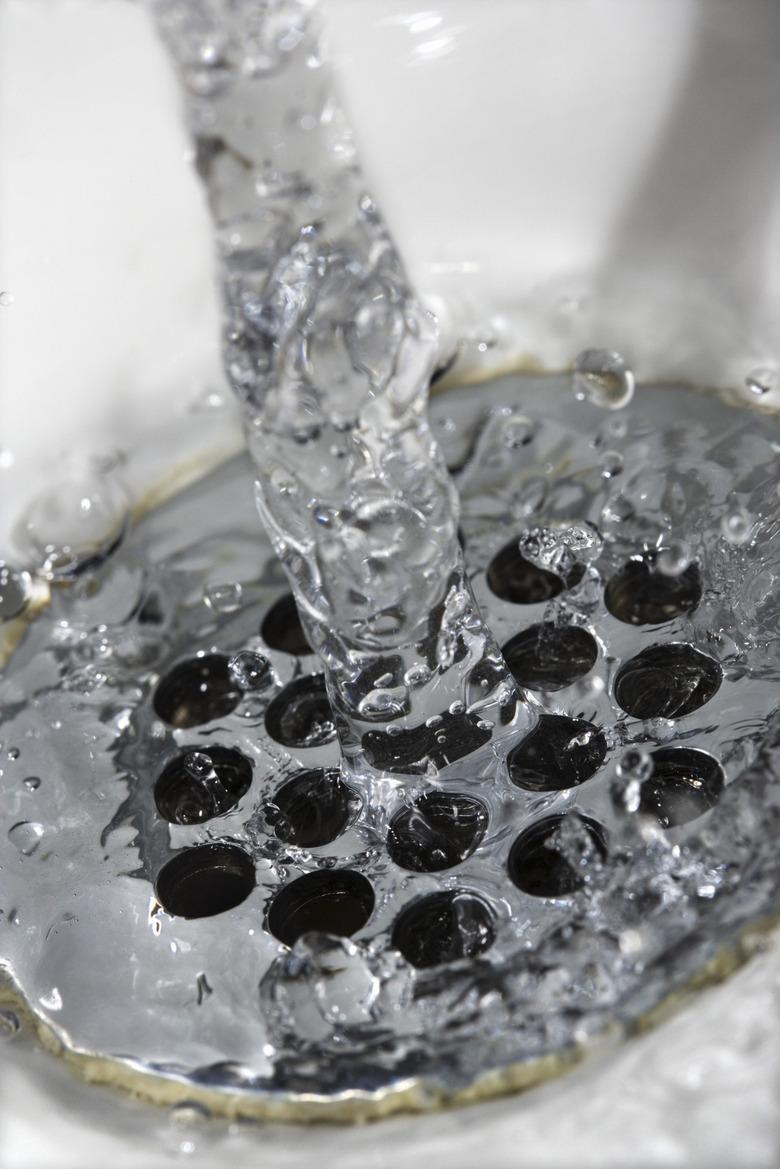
[604,552,702,625]
[155,746,253,825]
[507,714,607,791]
[362,711,492,774]
[265,769,359,847]
[387,792,489,872]
[265,674,336,749]
[487,539,584,605]
[502,623,598,691]
[156,844,255,919]
[508,814,607,898]
[641,747,724,828]
[614,643,722,720]
[261,593,311,656]
[152,654,242,728]
[391,890,495,969]
[267,869,374,947]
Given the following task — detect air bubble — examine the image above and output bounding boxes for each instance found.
[573,348,635,410]
[23,776,41,791]
[229,650,272,690]
[0,290,14,308]
[721,507,753,545]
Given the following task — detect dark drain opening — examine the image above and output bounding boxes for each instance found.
[487,538,584,605]
[267,869,375,947]
[387,792,489,872]
[155,745,253,824]
[502,622,598,691]
[155,844,255,919]
[604,552,702,625]
[265,674,337,749]
[614,642,722,720]
[641,747,724,828]
[507,714,607,791]
[362,711,492,774]
[153,653,241,728]
[265,768,359,847]
[391,890,495,969]
[508,814,608,898]
[261,593,312,656]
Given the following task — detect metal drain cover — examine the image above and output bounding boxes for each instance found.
[2,374,780,1121]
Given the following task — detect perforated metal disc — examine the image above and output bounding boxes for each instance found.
[2,374,780,1121]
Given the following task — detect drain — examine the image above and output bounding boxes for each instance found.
[153,654,242,728]
[507,714,607,791]
[391,890,495,968]
[640,747,725,828]
[502,622,598,691]
[614,643,722,720]
[265,768,359,847]
[4,374,780,1119]
[604,551,702,625]
[260,593,312,656]
[265,674,337,748]
[156,844,255,919]
[267,870,375,947]
[487,539,583,604]
[508,815,608,898]
[387,792,488,872]
[154,746,253,824]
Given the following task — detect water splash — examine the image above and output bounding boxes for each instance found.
[155,0,515,770]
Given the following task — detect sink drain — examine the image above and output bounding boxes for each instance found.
[1,373,780,1121]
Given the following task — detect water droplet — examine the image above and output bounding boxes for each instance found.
[183,752,216,781]
[403,662,431,688]
[204,580,243,613]
[169,1101,210,1127]
[24,776,41,791]
[601,493,635,526]
[656,541,691,577]
[229,650,272,690]
[617,747,654,783]
[0,290,14,308]
[745,366,779,398]
[600,449,624,479]
[574,348,635,410]
[8,821,44,855]
[721,507,753,545]
[6,746,20,761]
[20,476,129,578]
[162,1100,209,1157]
[0,1009,20,1039]
[501,415,535,449]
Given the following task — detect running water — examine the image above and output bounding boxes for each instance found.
[153,0,517,774]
